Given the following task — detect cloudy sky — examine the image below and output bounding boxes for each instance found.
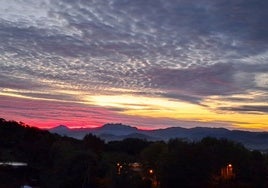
[0,0,268,130]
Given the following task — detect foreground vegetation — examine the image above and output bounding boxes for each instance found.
[0,118,267,188]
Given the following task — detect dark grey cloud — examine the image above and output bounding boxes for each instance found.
[160,92,203,105]
[219,105,268,114]
[0,74,42,90]
[149,60,268,105]
[150,63,238,96]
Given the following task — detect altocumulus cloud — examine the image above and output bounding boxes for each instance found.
[0,0,268,115]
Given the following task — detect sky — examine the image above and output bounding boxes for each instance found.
[0,0,268,131]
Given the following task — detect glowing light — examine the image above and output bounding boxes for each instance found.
[83,94,268,131]
[85,94,210,112]
[1,87,268,131]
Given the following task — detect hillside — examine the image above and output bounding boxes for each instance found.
[50,123,268,151]
[1,118,268,187]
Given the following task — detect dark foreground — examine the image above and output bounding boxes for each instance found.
[0,118,267,188]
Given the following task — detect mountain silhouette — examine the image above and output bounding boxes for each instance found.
[49,123,268,151]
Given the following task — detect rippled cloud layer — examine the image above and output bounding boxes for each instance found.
[0,0,268,129]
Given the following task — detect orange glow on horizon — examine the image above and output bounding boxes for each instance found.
[85,94,268,131]
[1,91,267,131]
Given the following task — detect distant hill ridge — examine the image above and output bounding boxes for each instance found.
[101,123,138,131]
[49,123,268,151]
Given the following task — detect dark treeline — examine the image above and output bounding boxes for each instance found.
[0,118,268,188]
